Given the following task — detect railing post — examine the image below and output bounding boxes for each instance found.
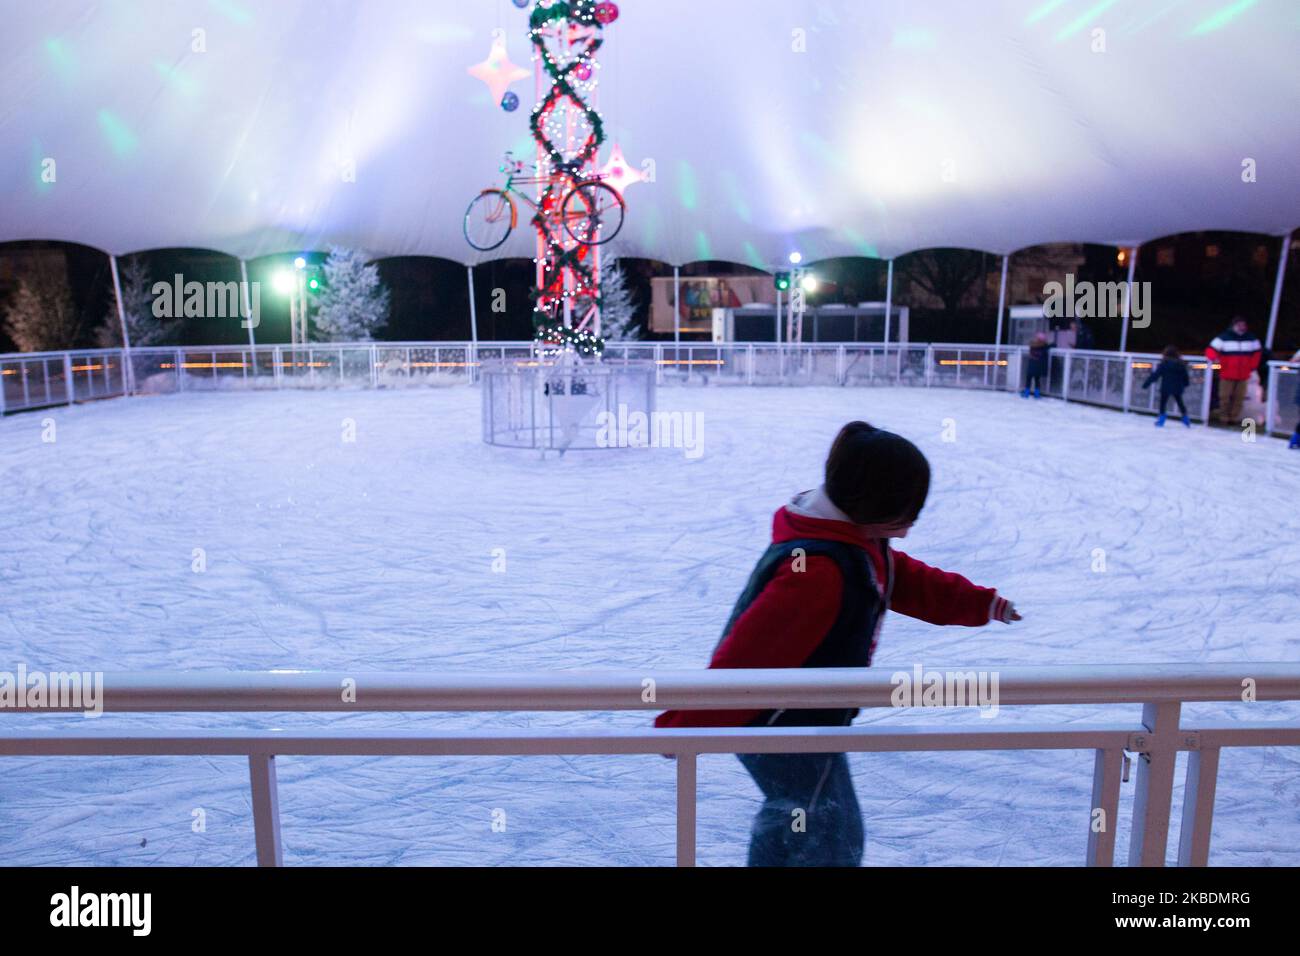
[1177,744,1220,867]
[248,754,284,866]
[836,344,845,386]
[1086,748,1124,866]
[1062,350,1072,402]
[1265,365,1276,436]
[1200,359,1214,424]
[926,346,935,387]
[747,343,755,386]
[1121,357,1133,413]
[175,349,185,392]
[274,346,284,389]
[1128,701,1181,867]
[370,344,379,389]
[676,752,697,867]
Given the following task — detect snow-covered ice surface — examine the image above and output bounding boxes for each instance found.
[1,385,1297,866]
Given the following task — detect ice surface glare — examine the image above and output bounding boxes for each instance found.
[0,387,1296,866]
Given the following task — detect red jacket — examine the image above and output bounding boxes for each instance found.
[655,503,1003,728]
[1206,330,1262,382]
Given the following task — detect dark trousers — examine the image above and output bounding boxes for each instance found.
[737,752,864,866]
[1159,390,1187,416]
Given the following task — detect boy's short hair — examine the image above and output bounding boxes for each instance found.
[825,421,931,526]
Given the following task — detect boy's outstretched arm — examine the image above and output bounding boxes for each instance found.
[890,550,1020,626]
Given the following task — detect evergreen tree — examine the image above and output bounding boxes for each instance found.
[2,265,81,352]
[96,257,172,348]
[308,246,390,341]
[598,257,640,341]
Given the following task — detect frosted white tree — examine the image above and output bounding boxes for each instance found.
[308,246,390,341]
[598,257,640,341]
[96,257,172,347]
[3,265,82,352]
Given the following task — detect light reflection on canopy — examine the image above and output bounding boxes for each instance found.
[1191,0,1259,35]
[96,109,137,156]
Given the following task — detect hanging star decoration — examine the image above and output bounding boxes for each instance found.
[467,36,530,106]
[598,143,643,193]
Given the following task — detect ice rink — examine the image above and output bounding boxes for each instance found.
[1,384,1297,866]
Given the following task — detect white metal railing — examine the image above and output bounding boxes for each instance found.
[3,341,1290,438]
[1264,360,1299,438]
[3,664,1298,867]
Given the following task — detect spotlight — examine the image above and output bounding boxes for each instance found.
[774,272,791,291]
[801,274,817,292]
[788,252,802,265]
[294,257,307,270]
[273,271,294,295]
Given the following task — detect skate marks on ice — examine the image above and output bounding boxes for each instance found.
[0,387,1296,864]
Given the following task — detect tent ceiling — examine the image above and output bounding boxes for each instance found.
[3,0,1298,266]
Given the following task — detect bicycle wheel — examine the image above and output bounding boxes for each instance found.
[562,180,625,246]
[464,189,516,251]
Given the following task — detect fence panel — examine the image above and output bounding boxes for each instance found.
[1268,363,1299,437]
[0,341,1286,441]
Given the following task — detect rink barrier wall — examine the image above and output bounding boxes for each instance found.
[2,342,1296,439]
[2,664,1299,867]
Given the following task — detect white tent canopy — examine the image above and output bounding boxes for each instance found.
[3,0,1297,267]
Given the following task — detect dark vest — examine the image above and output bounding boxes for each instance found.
[716,537,888,728]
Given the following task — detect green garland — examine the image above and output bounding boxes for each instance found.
[527,0,607,353]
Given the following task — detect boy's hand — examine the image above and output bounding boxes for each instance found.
[991,595,1021,624]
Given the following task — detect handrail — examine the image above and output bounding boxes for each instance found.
[3,663,1298,713]
[4,664,1300,867]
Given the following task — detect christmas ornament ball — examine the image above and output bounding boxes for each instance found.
[501,91,520,112]
[595,2,619,25]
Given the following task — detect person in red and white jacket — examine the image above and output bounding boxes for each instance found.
[1205,317,1262,425]
[655,421,1019,866]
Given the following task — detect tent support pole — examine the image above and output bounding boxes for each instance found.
[994,254,1009,349]
[109,254,133,396]
[673,265,680,346]
[884,258,894,366]
[240,259,257,378]
[1119,247,1138,354]
[467,265,479,382]
[1265,231,1291,351]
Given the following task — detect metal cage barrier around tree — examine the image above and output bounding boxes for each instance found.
[1,664,1298,866]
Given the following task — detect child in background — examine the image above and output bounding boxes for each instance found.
[1021,333,1051,399]
[1141,345,1191,427]
[655,422,1020,867]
